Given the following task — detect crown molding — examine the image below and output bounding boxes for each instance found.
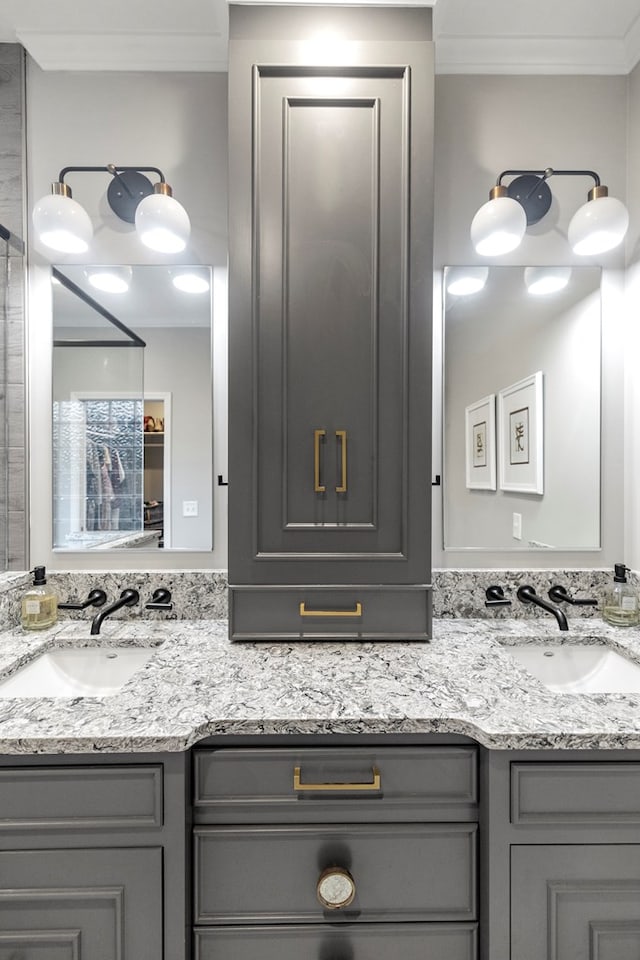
[435,36,630,75]
[16,30,229,72]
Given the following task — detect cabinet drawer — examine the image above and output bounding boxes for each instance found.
[0,765,163,830]
[195,922,478,960]
[229,585,431,641]
[194,823,477,924]
[511,762,640,824]
[194,746,477,823]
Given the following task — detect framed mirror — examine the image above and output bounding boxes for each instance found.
[443,265,601,551]
[51,264,213,552]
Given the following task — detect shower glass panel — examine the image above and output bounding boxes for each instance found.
[52,272,145,550]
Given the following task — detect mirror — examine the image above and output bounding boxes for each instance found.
[51,264,213,551]
[443,265,601,551]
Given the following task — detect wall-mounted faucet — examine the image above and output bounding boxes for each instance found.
[59,588,107,611]
[485,585,511,608]
[145,588,173,612]
[548,585,598,607]
[90,588,139,636]
[516,585,568,631]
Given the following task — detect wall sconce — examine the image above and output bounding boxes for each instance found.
[32,163,191,255]
[445,265,489,296]
[470,167,629,257]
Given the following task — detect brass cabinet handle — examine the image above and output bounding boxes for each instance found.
[316,866,356,909]
[299,601,362,618]
[335,429,347,493]
[293,765,381,792]
[314,429,326,493]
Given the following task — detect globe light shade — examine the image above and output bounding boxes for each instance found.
[470,189,527,256]
[32,186,93,254]
[568,188,629,256]
[446,266,489,296]
[135,183,191,254]
[524,266,571,296]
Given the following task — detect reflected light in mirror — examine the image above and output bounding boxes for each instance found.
[86,266,133,294]
[446,266,489,296]
[524,266,571,296]
[172,270,211,294]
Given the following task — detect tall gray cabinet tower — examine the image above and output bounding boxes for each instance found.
[228,5,433,641]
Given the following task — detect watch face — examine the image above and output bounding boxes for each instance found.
[317,868,356,909]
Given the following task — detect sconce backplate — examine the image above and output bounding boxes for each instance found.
[107,169,154,223]
[507,174,552,225]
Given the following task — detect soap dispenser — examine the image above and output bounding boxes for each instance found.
[21,565,58,630]
[602,563,640,627]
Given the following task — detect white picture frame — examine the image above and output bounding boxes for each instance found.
[465,394,496,490]
[498,371,544,494]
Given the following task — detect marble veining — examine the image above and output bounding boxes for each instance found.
[2,617,640,754]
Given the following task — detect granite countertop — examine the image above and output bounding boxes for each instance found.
[1,617,640,754]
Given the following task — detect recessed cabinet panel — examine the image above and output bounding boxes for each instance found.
[194,823,476,924]
[511,845,640,960]
[195,922,478,960]
[511,762,640,824]
[256,69,407,557]
[0,764,163,830]
[0,847,162,960]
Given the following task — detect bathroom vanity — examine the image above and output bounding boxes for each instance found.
[3,617,640,959]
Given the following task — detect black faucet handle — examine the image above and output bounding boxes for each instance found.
[59,588,108,611]
[548,584,598,606]
[145,588,173,611]
[485,585,512,607]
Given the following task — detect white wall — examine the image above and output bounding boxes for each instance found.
[625,62,640,571]
[26,62,228,569]
[433,74,628,569]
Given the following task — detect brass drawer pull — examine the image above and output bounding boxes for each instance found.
[299,601,362,618]
[314,428,326,493]
[335,429,347,493]
[293,765,381,792]
[317,866,356,909]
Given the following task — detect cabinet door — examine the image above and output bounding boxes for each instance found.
[228,6,432,590]
[0,847,162,960]
[511,845,640,960]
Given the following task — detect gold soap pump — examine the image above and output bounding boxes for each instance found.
[21,565,58,630]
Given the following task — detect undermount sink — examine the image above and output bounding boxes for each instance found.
[0,645,161,698]
[503,642,640,694]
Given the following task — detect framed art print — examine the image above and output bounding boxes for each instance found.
[465,394,496,490]
[498,371,544,494]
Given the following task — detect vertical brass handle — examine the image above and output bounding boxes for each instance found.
[314,429,326,493]
[336,429,347,493]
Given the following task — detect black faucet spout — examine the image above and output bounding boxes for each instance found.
[90,588,139,635]
[516,584,568,631]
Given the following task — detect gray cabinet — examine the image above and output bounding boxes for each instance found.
[0,847,162,960]
[512,845,640,960]
[228,4,434,640]
[193,742,478,958]
[0,753,189,960]
[481,749,640,960]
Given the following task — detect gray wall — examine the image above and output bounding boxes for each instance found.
[0,44,26,570]
[26,63,227,569]
[433,74,627,569]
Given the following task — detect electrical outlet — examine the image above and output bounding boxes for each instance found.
[512,512,522,540]
[183,500,198,517]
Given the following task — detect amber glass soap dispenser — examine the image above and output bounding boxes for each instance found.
[602,563,640,627]
[21,565,58,630]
